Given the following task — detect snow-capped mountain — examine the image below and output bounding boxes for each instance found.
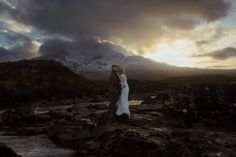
[36,43,236,80]
[36,44,180,80]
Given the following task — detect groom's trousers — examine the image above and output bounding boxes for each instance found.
[109,93,120,117]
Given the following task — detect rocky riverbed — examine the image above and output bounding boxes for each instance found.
[0,94,236,157]
[0,133,75,157]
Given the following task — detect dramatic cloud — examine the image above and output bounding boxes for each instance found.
[0,29,31,48]
[206,65,229,69]
[0,0,235,68]
[194,47,236,60]
[1,0,230,48]
[0,25,42,63]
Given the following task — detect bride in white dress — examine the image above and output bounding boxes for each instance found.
[116,65,130,118]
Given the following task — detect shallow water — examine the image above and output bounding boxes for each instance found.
[129,100,143,106]
[34,100,143,114]
[0,132,75,157]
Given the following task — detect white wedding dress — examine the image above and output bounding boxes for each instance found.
[116,73,130,117]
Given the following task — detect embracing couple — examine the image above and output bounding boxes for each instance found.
[109,65,130,119]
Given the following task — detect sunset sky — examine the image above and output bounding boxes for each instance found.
[0,0,236,69]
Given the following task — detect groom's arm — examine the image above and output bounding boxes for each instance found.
[111,73,120,85]
[112,73,121,87]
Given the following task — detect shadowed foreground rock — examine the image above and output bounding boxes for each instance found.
[74,126,167,157]
[45,102,236,157]
[0,142,21,157]
[0,94,236,157]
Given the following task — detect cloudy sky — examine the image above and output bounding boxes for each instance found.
[0,0,236,69]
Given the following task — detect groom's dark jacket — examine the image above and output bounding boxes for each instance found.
[109,72,121,98]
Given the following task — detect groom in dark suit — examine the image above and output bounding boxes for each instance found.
[108,65,121,118]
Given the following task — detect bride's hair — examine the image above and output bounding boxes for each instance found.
[117,65,125,74]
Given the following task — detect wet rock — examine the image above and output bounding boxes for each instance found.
[74,115,83,121]
[1,110,21,125]
[16,126,47,136]
[167,139,194,157]
[168,130,236,157]
[0,91,235,157]
[142,91,172,104]
[19,104,34,115]
[76,128,167,157]
[89,96,107,103]
[48,124,97,149]
[1,110,51,127]
[200,149,236,157]
[87,103,107,110]
[182,104,198,128]
[48,110,74,121]
[76,141,101,156]
[0,142,21,157]
[142,95,158,104]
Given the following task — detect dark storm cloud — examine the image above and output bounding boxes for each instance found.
[39,37,102,55]
[39,38,132,57]
[4,0,230,42]
[194,47,236,60]
[38,39,71,55]
[0,47,9,57]
[0,0,11,12]
[0,0,232,62]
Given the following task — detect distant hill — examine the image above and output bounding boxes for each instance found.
[157,75,236,85]
[0,59,94,108]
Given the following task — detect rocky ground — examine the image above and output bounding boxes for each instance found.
[0,90,236,157]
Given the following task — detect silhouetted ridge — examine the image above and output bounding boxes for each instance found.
[0,59,89,108]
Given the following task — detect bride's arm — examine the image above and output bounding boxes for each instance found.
[120,75,126,88]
